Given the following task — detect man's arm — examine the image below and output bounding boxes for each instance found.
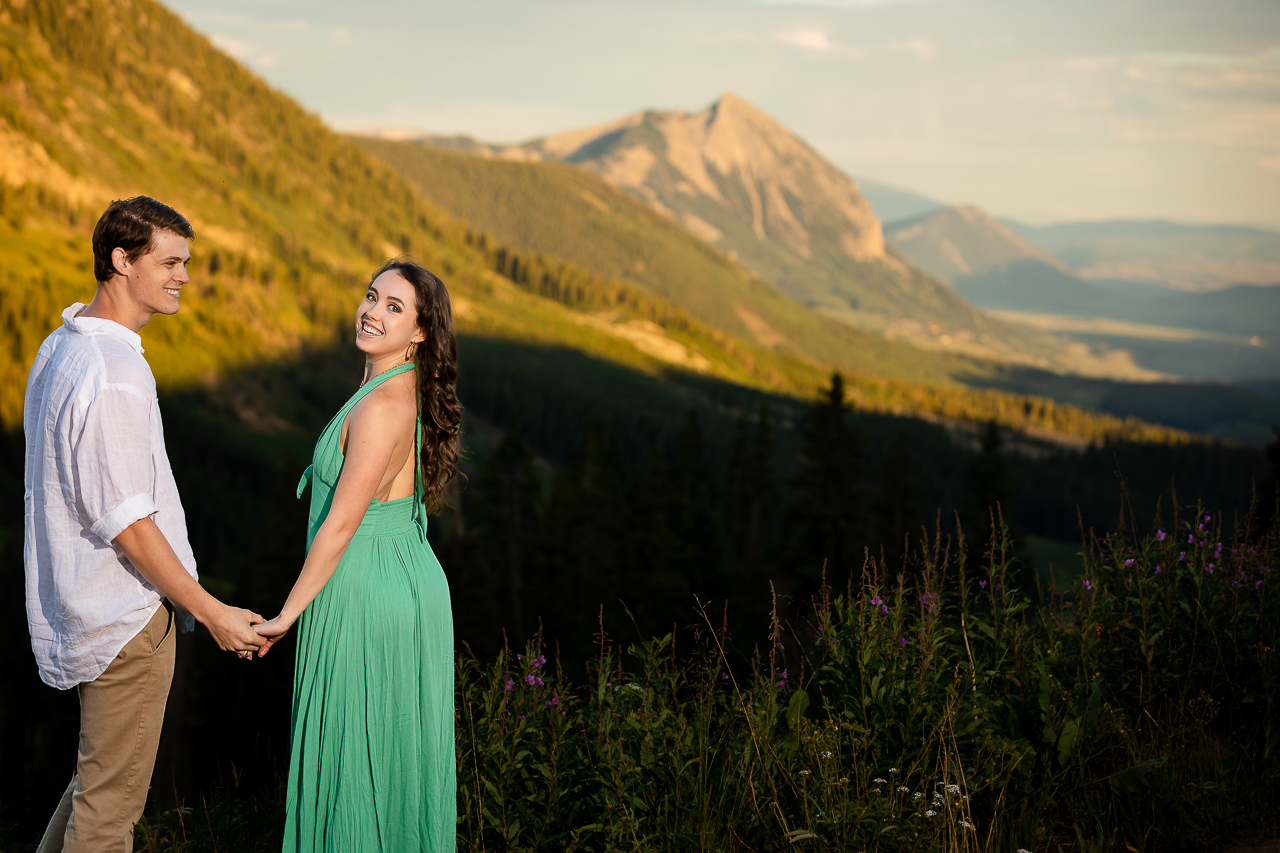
[115,518,265,653]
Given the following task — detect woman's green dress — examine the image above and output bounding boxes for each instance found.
[285,363,455,852]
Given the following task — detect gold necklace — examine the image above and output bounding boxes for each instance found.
[358,360,408,389]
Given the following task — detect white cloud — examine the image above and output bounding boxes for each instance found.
[889,37,936,60]
[773,27,863,56]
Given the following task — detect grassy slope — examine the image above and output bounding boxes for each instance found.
[0,0,1186,447]
[351,137,964,385]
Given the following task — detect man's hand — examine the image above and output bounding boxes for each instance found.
[202,603,267,653]
[114,518,265,654]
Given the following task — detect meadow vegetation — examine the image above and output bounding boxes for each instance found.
[119,507,1278,852]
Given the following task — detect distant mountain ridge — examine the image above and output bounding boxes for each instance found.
[885,205,1280,386]
[382,97,1128,372]
[886,206,1065,283]
[1009,219,1280,291]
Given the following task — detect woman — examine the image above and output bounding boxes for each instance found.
[255,259,460,852]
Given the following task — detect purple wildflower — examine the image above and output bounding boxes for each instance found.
[881,605,889,614]
[899,637,908,647]
[505,680,514,691]
[871,596,883,606]
[1083,580,1093,591]
[1155,565,1162,574]
[979,580,987,589]
[1156,530,1166,541]
[1124,558,1134,568]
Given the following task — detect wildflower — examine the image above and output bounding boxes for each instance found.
[881,605,889,614]
[873,777,887,784]
[912,792,923,800]
[889,768,899,774]
[1017,849,1033,853]
[924,810,937,818]
[898,637,908,647]
[1189,534,1195,543]
[959,819,975,830]
[896,785,909,793]
[1155,565,1162,574]
[1257,580,1264,589]
[821,751,833,759]
[1156,530,1166,541]
[1205,514,1211,522]
[1124,558,1134,567]
[945,784,960,795]
[1180,552,1186,561]
[505,680,514,691]
[799,770,811,776]
[1127,576,1134,585]
[545,697,558,707]
[1205,564,1215,574]
[695,691,701,698]
[979,579,987,589]
[1082,580,1092,591]
[871,596,883,606]
[839,777,849,783]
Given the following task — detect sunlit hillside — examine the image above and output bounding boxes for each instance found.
[0,0,1188,446]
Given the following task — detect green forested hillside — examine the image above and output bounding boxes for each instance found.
[0,0,1188,446]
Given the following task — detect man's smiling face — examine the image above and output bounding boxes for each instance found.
[114,229,191,320]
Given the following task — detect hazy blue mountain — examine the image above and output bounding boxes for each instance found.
[1009,219,1280,291]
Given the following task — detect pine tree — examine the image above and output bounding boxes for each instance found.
[786,373,868,593]
[726,404,779,623]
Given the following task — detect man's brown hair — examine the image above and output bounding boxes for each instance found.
[92,197,195,283]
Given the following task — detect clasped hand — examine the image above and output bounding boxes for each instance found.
[252,614,294,658]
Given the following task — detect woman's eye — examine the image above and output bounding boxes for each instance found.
[389,304,399,312]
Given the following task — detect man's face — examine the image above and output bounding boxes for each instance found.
[113,230,190,319]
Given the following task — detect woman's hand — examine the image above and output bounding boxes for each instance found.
[254,615,294,658]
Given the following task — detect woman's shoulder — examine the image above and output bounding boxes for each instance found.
[349,372,417,432]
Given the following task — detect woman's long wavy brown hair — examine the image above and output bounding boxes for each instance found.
[369,259,462,514]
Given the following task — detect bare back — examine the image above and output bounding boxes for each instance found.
[339,370,419,503]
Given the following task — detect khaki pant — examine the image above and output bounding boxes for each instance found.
[38,603,176,853]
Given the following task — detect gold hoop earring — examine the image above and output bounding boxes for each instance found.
[405,341,419,362]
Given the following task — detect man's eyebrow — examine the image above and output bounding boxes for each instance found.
[157,253,190,263]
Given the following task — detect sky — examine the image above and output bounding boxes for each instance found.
[165,0,1280,228]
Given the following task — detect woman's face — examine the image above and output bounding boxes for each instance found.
[355,270,425,358]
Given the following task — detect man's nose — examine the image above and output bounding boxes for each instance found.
[175,264,190,284]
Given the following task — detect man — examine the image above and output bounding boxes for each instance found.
[24,196,267,853]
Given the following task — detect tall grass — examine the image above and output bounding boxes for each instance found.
[132,507,1277,852]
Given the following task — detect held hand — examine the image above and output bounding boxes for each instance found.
[254,615,294,658]
[202,603,266,654]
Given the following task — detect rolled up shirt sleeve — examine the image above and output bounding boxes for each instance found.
[73,384,160,543]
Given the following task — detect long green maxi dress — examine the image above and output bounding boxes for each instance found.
[285,363,455,852]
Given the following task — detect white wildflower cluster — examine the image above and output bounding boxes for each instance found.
[945,784,961,795]
[1017,849,1033,853]
[873,777,887,784]
[932,791,944,805]
[896,785,909,793]
[924,810,937,818]
[912,792,922,800]
[958,819,975,830]
[889,767,899,774]
[820,751,833,759]
[799,770,811,776]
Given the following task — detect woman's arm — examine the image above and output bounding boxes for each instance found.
[254,391,410,653]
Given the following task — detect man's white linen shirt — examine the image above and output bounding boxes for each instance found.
[25,303,198,689]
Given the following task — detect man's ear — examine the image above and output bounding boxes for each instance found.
[109,246,130,279]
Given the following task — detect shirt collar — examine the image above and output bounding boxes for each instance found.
[61,303,145,354]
